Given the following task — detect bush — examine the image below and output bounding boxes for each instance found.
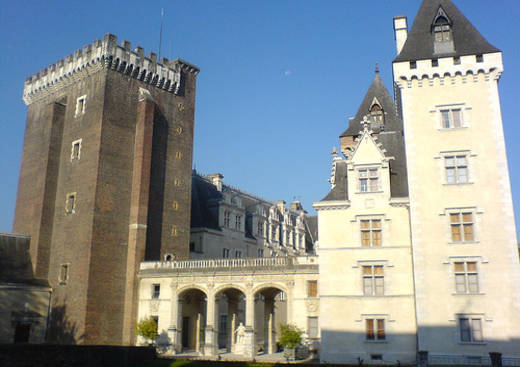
[278,323,303,349]
[136,317,158,342]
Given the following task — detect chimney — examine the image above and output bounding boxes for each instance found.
[393,15,408,55]
[207,173,224,191]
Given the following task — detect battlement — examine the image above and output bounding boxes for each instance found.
[23,33,200,105]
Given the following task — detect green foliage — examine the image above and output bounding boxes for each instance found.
[136,317,158,341]
[278,323,303,349]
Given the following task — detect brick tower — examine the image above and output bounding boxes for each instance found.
[13,34,199,345]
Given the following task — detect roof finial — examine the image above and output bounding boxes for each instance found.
[375,62,379,74]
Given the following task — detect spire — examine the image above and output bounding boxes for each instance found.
[375,62,379,74]
[394,0,500,62]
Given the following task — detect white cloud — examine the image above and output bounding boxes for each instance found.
[283,70,292,76]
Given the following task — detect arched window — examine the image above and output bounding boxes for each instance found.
[434,17,451,42]
[370,104,384,124]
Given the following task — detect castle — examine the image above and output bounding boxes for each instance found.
[7,0,520,365]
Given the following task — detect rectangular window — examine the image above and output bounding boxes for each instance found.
[235,250,242,258]
[450,212,474,242]
[432,59,439,67]
[71,139,82,161]
[307,280,318,297]
[454,262,479,294]
[257,221,264,237]
[75,95,86,117]
[65,193,76,214]
[59,264,69,285]
[453,56,461,65]
[152,284,160,299]
[359,169,379,192]
[459,317,483,342]
[258,248,264,257]
[366,319,385,340]
[476,54,484,63]
[222,248,230,258]
[360,219,382,247]
[224,211,231,228]
[410,60,417,69]
[445,155,468,184]
[441,108,463,128]
[308,317,319,338]
[363,265,384,296]
[235,215,242,230]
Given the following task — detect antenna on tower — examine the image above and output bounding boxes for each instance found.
[159,8,164,60]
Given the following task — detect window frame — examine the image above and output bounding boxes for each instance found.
[58,263,70,285]
[75,95,87,117]
[362,265,384,296]
[454,261,479,294]
[152,284,161,299]
[308,316,319,338]
[71,139,82,162]
[223,210,231,228]
[365,318,386,341]
[450,211,474,243]
[65,193,77,215]
[440,108,463,129]
[458,316,484,343]
[360,219,382,247]
[307,280,318,298]
[358,168,380,193]
[444,154,469,184]
[222,248,230,258]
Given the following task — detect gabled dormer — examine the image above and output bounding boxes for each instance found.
[347,123,393,205]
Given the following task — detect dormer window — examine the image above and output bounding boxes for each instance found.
[370,104,384,124]
[434,17,451,42]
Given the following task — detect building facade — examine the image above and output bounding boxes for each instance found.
[13,33,199,345]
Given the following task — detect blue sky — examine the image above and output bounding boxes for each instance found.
[1,0,519,236]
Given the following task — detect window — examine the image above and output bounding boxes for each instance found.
[454,262,479,294]
[459,317,483,342]
[308,317,319,338]
[366,319,385,340]
[450,212,474,242]
[307,280,318,297]
[410,60,417,69]
[75,95,86,117]
[370,104,384,124]
[359,168,379,192]
[441,108,462,128]
[71,139,82,161]
[235,215,242,230]
[445,155,468,183]
[476,54,484,63]
[222,248,230,258]
[59,264,69,285]
[258,248,264,257]
[190,241,203,253]
[363,265,384,296]
[65,193,76,214]
[360,219,382,247]
[432,59,439,67]
[235,250,242,258]
[152,284,160,299]
[257,221,264,237]
[433,17,451,42]
[453,56,461,65]
[224,211,231,228]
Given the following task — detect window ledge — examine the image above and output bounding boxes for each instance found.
[458,342,486,346]
[448,241,479,245]
[356,191,384,194]
[364,340,388,344]
[437,127,469,131]
[443,182,474,186]
[452,292,485,296]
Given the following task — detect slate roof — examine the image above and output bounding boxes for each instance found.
[340,72,402,138]
[394,0,500,62]
[321,160,348,201]
[190,173,222,231]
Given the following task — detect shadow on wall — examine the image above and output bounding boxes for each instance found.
[320,326,520,366]
[47,302,84,344]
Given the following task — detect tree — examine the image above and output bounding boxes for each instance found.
[136,317,158,343]
[278,323,303,349]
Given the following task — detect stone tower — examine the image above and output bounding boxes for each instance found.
[13,34,199,345]
[393,0,520,361]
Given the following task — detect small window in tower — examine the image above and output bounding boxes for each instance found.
[476,54,484,63]
[433,17,451,42]
[410,60,417,69]
[453,56,461,65]
[65,193,76,214]
[71,139,82,162]
[370,104,384,124]
[59,264,69,285]
[432,59,439,67]
[152,284,160,299]
[75,95,87,117]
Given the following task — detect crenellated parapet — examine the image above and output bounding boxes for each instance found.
[393,52,503,90]
[23,33,200,105]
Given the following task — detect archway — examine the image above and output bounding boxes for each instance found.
[214,286,246,354]
[178,288,207,353]
[254,285,288,355]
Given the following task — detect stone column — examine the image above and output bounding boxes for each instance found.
[168,288,180,354]
[195,312,201,353]
[265,297,275,354]
[243,293,256,357]
[204,294,217,356]
[228,296,239,353]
